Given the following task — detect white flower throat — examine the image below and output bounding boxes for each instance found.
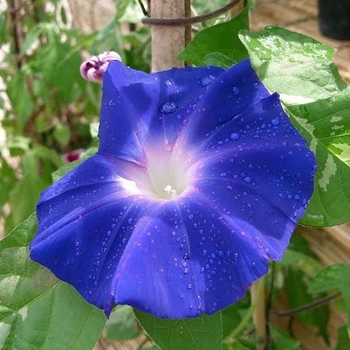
[145,146,191,200]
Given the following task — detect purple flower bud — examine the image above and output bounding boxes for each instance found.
[61,149,84,163]
[80,51,122,83]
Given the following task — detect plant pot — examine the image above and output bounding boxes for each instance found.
[318,0,350,40]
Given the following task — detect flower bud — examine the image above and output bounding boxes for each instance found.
[80,51,122,83]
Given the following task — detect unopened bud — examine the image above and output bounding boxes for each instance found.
[80,51,122,83]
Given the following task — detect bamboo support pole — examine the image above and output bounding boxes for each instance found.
[251,280,266,349]
[150,0,186,71]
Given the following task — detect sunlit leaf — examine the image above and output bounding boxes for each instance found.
[287,87,350,226]
[239,26,346,105]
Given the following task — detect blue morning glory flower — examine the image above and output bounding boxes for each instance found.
[30,59,316,319]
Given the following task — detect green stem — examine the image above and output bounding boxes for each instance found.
[224,277,265,345]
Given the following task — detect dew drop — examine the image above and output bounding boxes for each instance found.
[244,176,251,183]
[271,118,280,126]
[164,79,172,87]
[230,132,240,140]
[232,86,240,95]
[200,75,215,87]
[187,283,193,290]
[160,102,178,114]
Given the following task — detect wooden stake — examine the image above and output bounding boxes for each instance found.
[251,279,266,349]
[150,0,186,72]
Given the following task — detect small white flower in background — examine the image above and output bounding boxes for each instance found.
[80,51,122,83]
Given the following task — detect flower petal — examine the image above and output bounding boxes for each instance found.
[30,59,317,319]
[177,59,271,148]
[30,155,152,314]
[99,61,223,165]
[190,93,316,259]
[111,199,268,318]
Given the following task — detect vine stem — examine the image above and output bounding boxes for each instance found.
[143,0,242,25]
[251,279,266,349]
[271,291,341,317]
[224,277,265,345]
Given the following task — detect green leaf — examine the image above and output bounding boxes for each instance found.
[308,264,350,337]
[53,123,71,147]
[20,23,49,55]
[134,309,223,350]
[118,0,144,23]
[92,18,125,61]
[178,6,249,66]
[6,71,34,127]
[336,325,350,350]
[202,52,236,69]
[287,87,350,226]
[269,327,300,350]
[115,0,134,20]
[308,264,350,294]
[285,268,329,344]
[0,214,106,349]
[239,26,346,105]
[221,304,244,338]
[7,152,48,231]
[281,249,322,276]
[32,144,64,169]
[0,158,16,207]
[105,305,139,341]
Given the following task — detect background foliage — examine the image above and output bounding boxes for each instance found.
[0,0,349,349]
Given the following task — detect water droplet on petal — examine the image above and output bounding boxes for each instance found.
[187,283,193,290]
[271,118,280,126]
[200,75,215,87]
[232,86,240,95]
[164,79,172,87]
[160,102,178,114]
[230,132,240,140]
[244,177,251,183]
